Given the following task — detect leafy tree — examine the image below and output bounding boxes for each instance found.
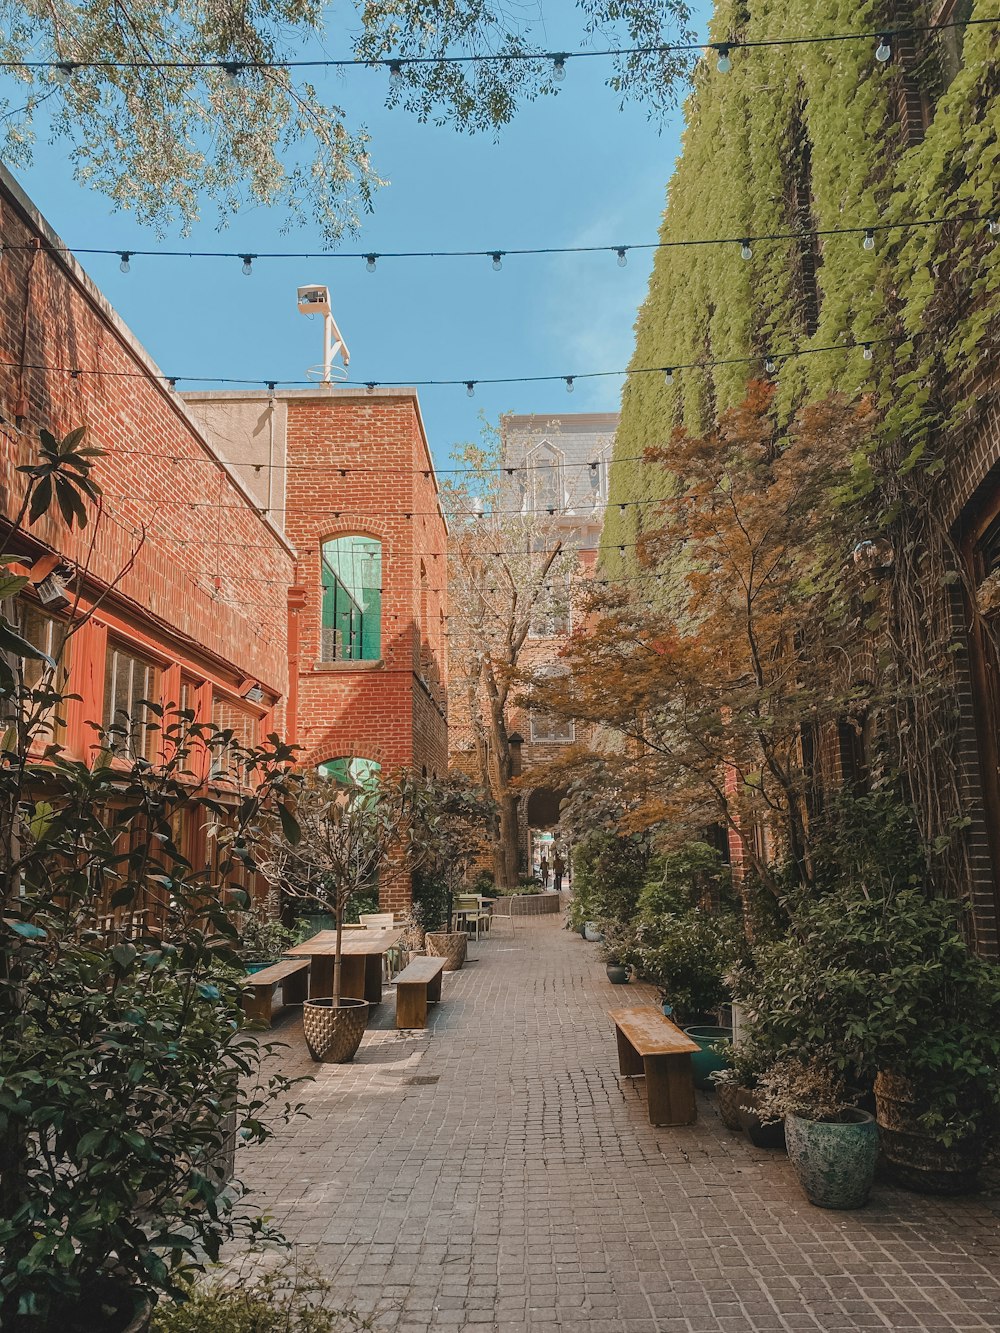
[0,1,693,238]
[256,768,415,1004]
[537,385,879,899]
[0,430,304,1330]
[407,773,495,931]
[445,425,576,887]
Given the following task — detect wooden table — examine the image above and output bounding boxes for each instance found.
[609,1006,700,1126]
[285,929,404,1005]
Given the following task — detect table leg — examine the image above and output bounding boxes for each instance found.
[615,1026,644,1077]
[363,952,383,1005]
[643,1053,696,1126]
[283,967,309,1006]
[339,955,367,1001]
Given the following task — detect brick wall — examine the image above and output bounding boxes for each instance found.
[0,167,293,737]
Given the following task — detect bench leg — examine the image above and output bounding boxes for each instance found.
[427,970,443,1003]
[643,1053,696,1126]
[396,982,427,1029]
[283,968,309,1006]
[615,1027,645,1078]
[243,985,274,1028]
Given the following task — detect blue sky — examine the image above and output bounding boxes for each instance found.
[4,3,710,472]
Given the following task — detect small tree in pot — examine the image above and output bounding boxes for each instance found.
[258,769,415,1062]
[408,775,494,970]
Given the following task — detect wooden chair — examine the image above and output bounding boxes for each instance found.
[359,912,403,979]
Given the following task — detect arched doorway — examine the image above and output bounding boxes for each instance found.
[525,786,568,886]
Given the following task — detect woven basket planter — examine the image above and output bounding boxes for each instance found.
[715,1082,754,1131]
[302,997,369,1063]
[425,931,468,970]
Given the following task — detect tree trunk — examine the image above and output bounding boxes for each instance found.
[333,899,343,1007]
[496,793,520,889]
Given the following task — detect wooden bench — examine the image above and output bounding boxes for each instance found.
[243,959,310,1027]
[609,1006,701,1126]
[395,956,446,1029]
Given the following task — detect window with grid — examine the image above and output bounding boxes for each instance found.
[530,669,575,743]
[210,695,259,780]
[103,641,160,760]
[17,603,69,743]
[321,536,382,661]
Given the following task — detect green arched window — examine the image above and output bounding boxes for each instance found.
[317,756,382,788]
[321,536,382,661]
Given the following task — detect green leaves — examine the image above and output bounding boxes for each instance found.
[19,427,103,530]
[277,802,301,846]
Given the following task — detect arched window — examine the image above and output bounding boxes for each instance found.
[530,441,564,513]
[321,536,382,661]
[317,756,382,787]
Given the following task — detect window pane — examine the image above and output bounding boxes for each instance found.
[321,536,382,661]
[103,642,160,759]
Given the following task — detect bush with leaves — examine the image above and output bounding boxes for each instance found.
[634,908,743,1022]
[637,841,732,918]
[571,830,649,927]
[151,1262,371,1333]
[0,429,305,1330]
[238,896,296,963]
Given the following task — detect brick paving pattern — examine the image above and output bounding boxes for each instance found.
[240,915,1000,1332]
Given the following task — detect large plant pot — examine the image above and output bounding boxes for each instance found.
[57,1282,151,1333]
[737,1095,787,1151]
[425,931,468,970]
[683,1025,733,1090]
[785,1110,879,1209]
[302,997,369,1063]
[874,1071,986,1195]
[583,922,603,942]
[605,963,630,984]
[715,1082,754,1131]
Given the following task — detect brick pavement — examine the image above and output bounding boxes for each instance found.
[238,915,1000,1332]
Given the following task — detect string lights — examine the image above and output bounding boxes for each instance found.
[10,16,994,77]
[0,337,892,397]
[10,213,981,269]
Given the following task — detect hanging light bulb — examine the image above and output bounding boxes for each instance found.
[764,354,777,374]
[388,59,403,82]
[616,247,628,268]
[552,54,567,82]
[365,253,378,273]
[365,382,376,393]
[740,239,753,261]
[664,367,675,385]
[240,254,255,276]
[491,252,503,271]
[118,251,132,274]
[863,229,876,251]
[715,43,732,74]
[221,60,242,83]
[53,61,76,84]
[988,219,999,236]
[862,343,874,361]
[565,376,575,394]
[466,381,476,398]
[875,35,892,62]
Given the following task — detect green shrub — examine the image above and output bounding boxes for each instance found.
[634,907,743,1021]
[571,831,648,925]
[638,841,731,918]
[151,1265,370,1332]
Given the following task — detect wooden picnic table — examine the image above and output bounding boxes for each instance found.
[285,928,404,1005]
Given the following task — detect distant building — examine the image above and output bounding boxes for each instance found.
[449,411,617,879]
[186,388,449,911]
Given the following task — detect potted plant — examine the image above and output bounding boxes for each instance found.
[408,775,495,971]
[756,1058,878,1209]
[260,770,413,1062]
[598,920,636,984]
[709,1040,770,1131]
[634,906,739,1026]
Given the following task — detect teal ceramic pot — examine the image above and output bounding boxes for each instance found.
[605,963,630,984]
[245,960,273,975]
[682,1025,733,1090]
[785,1110,879,1209]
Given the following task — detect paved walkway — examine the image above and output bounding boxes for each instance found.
[241,915,1000,1332]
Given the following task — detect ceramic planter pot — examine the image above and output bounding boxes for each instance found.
[302,997,369,1063]
[605,963,630,984]
[785,1110,879,1209]
[57,1282,151,1333]
[737,1094,787,1151]
[715,1082,754,1131]
[583,922,604,942]
[874,1071,986,1195]
[682,1025,733,1090]
[425,931,468,970]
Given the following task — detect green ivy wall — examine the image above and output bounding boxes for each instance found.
[605,0,1000,566]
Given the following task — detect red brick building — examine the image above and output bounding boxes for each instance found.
[1,166,448,914]
[186,388,449,910]
[0,165,294,892]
